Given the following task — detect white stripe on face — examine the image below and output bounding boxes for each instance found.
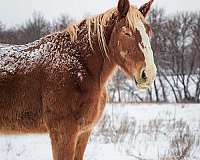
[135,21,157,84]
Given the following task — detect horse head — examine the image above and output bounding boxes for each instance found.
[109,0,157,89]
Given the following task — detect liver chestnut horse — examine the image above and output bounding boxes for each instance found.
[0,0,157,159]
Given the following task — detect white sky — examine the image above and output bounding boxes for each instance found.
[0,0,199,27]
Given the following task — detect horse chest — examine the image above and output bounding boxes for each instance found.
[76,89,107,132]
[77,102,105,132]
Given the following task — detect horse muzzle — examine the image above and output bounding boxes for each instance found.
[134,65,157,90]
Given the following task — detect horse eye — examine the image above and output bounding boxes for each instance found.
[124,32,132,37]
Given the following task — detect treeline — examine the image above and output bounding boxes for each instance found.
[0,9,200,103]
[0,12,73,44]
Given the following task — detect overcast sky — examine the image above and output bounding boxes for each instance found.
[0,0,199,26]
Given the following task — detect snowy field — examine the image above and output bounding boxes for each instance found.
[0,104,200,160]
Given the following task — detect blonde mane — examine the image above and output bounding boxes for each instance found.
[65,5,146,58]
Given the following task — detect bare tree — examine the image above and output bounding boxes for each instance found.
[0,27,19,44]
[191,12,200,102]
[148,8,169,102]
[52,14,73,31]
[18,12,50,44]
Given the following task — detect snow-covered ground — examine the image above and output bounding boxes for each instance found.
[0,104,200,160]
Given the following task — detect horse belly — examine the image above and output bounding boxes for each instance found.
[0,78,47,134]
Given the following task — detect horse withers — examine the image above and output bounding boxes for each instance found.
[0,0,156,159]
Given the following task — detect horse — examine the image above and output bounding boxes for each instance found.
[0,0,156,159]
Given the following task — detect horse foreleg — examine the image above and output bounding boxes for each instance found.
[74,89,107,160]
[74,130,92,160]
[48,121,79,160]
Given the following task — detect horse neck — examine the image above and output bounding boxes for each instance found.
[79,14,118,88]
[21,14,118,90]
[99,57,116,87]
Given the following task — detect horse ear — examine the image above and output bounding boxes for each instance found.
[117,0,130,18]
[139,0,154,17]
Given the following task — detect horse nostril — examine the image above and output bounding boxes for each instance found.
[141,70,147,80]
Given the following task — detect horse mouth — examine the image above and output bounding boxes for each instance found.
[134,78,150,90]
